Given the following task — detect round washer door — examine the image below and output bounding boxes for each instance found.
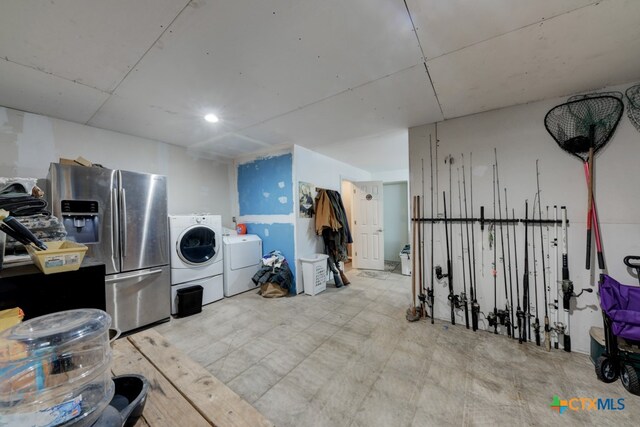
[177,225,217,265]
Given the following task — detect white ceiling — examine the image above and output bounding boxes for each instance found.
[0,0,638,171]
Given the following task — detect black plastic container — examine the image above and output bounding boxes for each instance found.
[176,285,203,318]
[89,374,149,427]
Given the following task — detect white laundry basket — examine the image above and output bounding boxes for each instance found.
[300,254,329,296]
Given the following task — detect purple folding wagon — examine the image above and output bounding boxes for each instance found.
[595,256,640,395]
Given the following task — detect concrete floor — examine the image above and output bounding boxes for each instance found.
[154,268,638,426]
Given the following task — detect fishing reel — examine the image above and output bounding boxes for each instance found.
[533,317,541,345]
[497,309,510,328]
[426,287,434,304]
[471,300,480,313]
[503,313,512,338]
[435,265,448,280]
[448,293,461,309]
[487,311,498,328]
[487,309,510,329]
[562,279,593,308]
[459,291,468,305]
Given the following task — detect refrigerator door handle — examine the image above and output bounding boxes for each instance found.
[105,268,163,283]
[111,188,117,262]
[120,187,127,257]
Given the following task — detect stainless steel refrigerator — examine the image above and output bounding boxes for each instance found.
[48,163,170,332]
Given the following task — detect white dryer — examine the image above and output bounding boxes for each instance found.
[169,215,223,314]
[223,234,262,297]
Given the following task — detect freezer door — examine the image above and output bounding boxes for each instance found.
[105,266,170,332]
[48,163,119,274]
[118,170,168,272]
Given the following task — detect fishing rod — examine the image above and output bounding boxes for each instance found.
[449,157,453,293]
[546,206,556,349]
[546,206,551,299]
[561,206,572,351]
[553,205,560,349]
[512,208,523,344]
[557,206,592,351]
[438,191,456,325]
[544,206,553,348]
[523,200,530,343]
[488,165,498,334]
[408,196,419,321]
[435,124,439,215]
[463,154,478,331]
[418,160,425,318]
[532,194,541,346]
[494,149,511,337]
[504,188,516,339]
[546,206,552,290]
[481,205,485,278]
[536,161,551,351]
[429,139,435,324]
[457,168,470,329]
[447,155,461,319]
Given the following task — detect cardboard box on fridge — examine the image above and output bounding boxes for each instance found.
[58,156,93,167]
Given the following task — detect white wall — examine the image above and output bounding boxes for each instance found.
[310,129,409,176]
[383,182,409,262]
[0,107,232,223]
[294,145,371,292]
[409,81,640,354]
[371,169,409,182]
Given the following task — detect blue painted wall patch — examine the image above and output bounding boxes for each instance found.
[238,154,293,215]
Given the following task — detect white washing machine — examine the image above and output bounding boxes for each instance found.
[169,215,223,314]
[223,234,262,297]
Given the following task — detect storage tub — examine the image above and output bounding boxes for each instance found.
[26,240,88,275]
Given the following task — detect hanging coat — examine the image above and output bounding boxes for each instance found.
[314,189,341,234]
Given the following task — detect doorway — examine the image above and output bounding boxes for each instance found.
[342,179,408,272]
[383,181,409,273]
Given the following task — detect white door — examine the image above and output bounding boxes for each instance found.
[352,181,384,270]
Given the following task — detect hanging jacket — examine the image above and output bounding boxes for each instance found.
[326,190,352,244]
[314,189,351,264]
[314,189,341,235]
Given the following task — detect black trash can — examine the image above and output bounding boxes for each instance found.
[176,285,203,318]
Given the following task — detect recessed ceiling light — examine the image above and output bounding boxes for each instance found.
[204,113,219,123]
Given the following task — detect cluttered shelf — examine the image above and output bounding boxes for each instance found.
[112,329,274,427]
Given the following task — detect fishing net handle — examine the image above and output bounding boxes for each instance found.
[586,147,594,269]
[584,161,605,270]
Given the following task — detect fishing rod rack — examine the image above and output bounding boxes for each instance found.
[412,217,568,225]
